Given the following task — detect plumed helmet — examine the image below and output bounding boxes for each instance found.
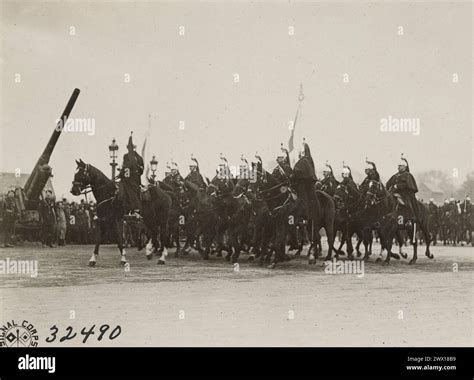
[365,157,375,171]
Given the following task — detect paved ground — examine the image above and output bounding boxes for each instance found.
[0,241,472,346]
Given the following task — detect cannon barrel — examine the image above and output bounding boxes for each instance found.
[24,88,81,201]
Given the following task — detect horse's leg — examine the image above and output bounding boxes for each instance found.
[116,219,127,266]
[269,224,285,269]
[145,235,153,260]
[409,222,418,265]
[324,217,335,262]
[336,229,346,256]
[395,229,406,259]
[362,227,371,261]
[382,228,394,265]
[420,221,433,259]
[325,225,335,263]
[89,219,103,267]
[158,220,169,265]
[346,227,355,260]
[355,233,363,257]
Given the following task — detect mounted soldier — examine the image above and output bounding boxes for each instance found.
[169,161,184,188]
[185,155,207,189]
[272,143,292,183]
[360,158,381,194]
[162,163,173,186]
[210,154,234,195]
[319,161,339,196]
[118,132,144,218]
[291,139,318,219]
[386,155,420,221]
[340,163,360,203]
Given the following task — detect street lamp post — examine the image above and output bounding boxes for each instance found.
[109,138,119,180]
[150,155,158,184]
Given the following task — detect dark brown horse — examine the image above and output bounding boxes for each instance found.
[365,180,433,264]
[71,160,171,266]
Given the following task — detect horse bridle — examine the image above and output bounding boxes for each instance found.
[72,164,93,195]
[73,164,116,197]
[366,180,385,206]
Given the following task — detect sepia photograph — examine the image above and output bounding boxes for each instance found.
[0,0,472,377]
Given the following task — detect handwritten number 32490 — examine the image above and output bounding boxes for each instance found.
[45,324,121,343]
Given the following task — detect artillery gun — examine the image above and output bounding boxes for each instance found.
[0,89,80,239]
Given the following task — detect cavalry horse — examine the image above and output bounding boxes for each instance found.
[235,162,336,267]
[71,159,171,266]
[332,184,368,259]
[365,180,433,264]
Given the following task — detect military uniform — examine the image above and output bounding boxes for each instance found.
[119,145,144,213]
[320,175,339,196]
[39,197,56,247]
[292,143,318,218]
[341,176,360,202]
[272,150,292,183]
[56,203,67,246]
[185,170,206,189]
[360,167,380,194]
[386,170,420,220]
[2,194,17,247]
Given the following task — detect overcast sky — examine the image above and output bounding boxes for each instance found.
[0,0,472,200]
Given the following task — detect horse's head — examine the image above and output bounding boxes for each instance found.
[71,159,91,196]
[365,180,382,208]
[333,184,349,210]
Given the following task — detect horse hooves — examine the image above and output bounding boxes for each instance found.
[248,255,255,262]
[382,260,390,266]
[146,254,153,261]
[120,260,127,266]
[409,259,416,265]
[88,261,96,267]
[376,257,382,263]
[157,260,166,265]
[308,259,316,265]
[391,253,401,260]
[323,255,332,261]
[426,253,434,259]
[267,263,276,269]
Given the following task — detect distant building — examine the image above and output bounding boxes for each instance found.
[418,181,444,204]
